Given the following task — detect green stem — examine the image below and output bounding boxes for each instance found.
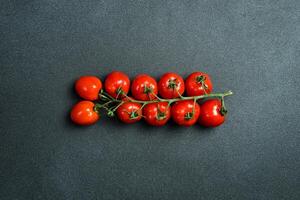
[124,90,233,104]
[220,96,228,115]
[111,101,125,112]
[95,90,233,116]
[101,91,115,100]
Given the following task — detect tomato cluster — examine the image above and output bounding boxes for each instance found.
[70,71,232,128]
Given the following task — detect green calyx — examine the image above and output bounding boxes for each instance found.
[156,111,166,120]
[168,79,178,89]
[116,87,124,95]
[144,86,153,94]
[196,75,205,82]
[184,112,194,120]
[196,75,208,89]
[130,111,139,119]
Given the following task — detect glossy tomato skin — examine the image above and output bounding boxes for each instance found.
[70,101,99,125]
[185,72,213,96]
[104,71,130,99]
[158,72,185,99]
[75,76,102,100]
[131,74,158,101]
[117,102,142,124]
[171,100,200,126]
[199,99,225,127]
[143,102,171,126]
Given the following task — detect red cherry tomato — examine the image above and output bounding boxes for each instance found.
[171,100,200,126]
[199,99,225,127]
[185,72,213,96]
[131,74,158,101]
[116,102,142,123]
[104,71,130,99]
[75,76,102,101]
[143,102,171,126]
[158,72,185,99]
[70,101,99,125]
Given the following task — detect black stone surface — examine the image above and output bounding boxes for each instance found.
[1,0,299,199]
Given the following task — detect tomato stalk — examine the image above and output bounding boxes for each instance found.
[96,90,233,117]
[220,97,228,116]
[167,79,178,89]
[196,75,208,94]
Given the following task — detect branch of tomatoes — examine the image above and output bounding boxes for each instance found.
[70,71,233,127]
[95,89,233,117]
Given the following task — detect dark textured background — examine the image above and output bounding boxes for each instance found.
[1,0,300,199]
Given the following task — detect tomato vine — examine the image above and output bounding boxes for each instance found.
[95,89,233,119]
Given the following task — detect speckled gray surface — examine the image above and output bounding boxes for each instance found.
[1,0,300,199]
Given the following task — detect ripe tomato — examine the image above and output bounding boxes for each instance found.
[116,102,142,123]
[75,76,102,101]
[185,72,213,96]
[70,101,99,125]
[199,99,225,127]
[131,74,158,101]
[104,71,130,99]
[143,102,171,126]
[158,72,185,99]
[171,100,200,126]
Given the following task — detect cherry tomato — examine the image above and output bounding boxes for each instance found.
[158,72,185,99]
[185,72,213,96]
[116,102,142,123]
[171,100,200,126]
[75,76,102,101]
[70,101,99,125]
[199,99,225,127]
[131,74,158,101]
[104,71,130,99]
[143,102,171,126]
